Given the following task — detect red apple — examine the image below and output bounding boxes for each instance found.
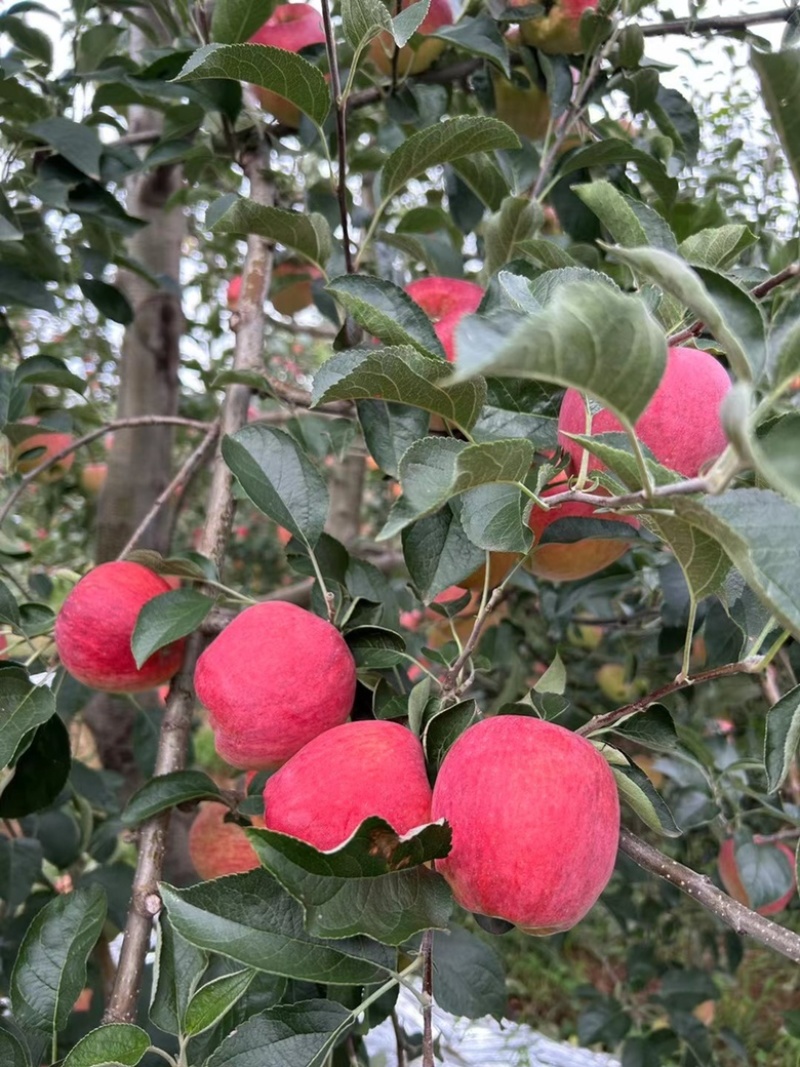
[519,0,600,54]
[405,277,483,363]
[431,715,620,933]
[189,802,264,880]
[369,0,454,78]
[558,346,731,479]
[227,274,242,310]
[54,562,187,692]
[270,261,323,316]
[263,720,432,850]
[526,470,639,582]
[12,419,75,482]
[80,462,107,495]
[718,837,797,917]
[194,601,357,769]
[249,4,326,128]
[492,68,550,141]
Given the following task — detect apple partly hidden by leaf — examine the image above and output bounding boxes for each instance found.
[369,0,454,78]
[431,715,620,934]
[492,67,550,141]
[263,719,433,850]
[718,837,797,916]
[518,0,600,55]
[270,261,323,317]
[12,420,75,482]
[189,801,264,880]
[54,561,187,692]
[249,4,326,127]
[194,600,357,769]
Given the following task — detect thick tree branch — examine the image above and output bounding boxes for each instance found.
[619,828,800,964]
[103,151,275,1025]
[577,658,763,737]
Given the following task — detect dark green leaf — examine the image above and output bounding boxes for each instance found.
[184,969,256,1037]
[0,666,56,769]
[357,400,430,479]
[431,14,509,75]
[0,1031,28,1067]
[212,0,276,43]
[122,770,222,827]
[555,137,678,206]
[326,275,445,358]
[149,914,208,1036]
[752,48,800,193]
[14,355,85,393]
[211,198,331,271]
[346,626,406,669]
[204,1000,351,1067]
[79,279,134,325]
[764,683,800,793]
[431,925,507,1020]
[29,117,102,179]
[61,1024,150,1067]
[0,836,42,911]
[609,757,681,837]
[131,587,213,668]
[0,714,71,818]
[402,506,486,600]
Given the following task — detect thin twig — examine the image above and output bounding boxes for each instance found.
[421,929,434,1067]
[639,8,796,36]
[320,0,355,274]
[440,587,505,695]
[619,828,800,964]
[117,421,220,560]
[577,657,763,737]
[0,416,212,531]
[391,1009,408,1067]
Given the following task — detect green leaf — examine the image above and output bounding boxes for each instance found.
[10,885,107,1032]
[184,969,256,1037]
[381,437,534,539]
[252,839,453,944]
[555,137,678,206]
[28,117,102,179]
[0,1031,29,1067]
[764,683,800,793]
[160,870,394,983]
[342,0,392,51]
[422,700,481,777]
[0,837,42,912]
[346,626,407,669]
[150,915,208,1036]
[457,482,532,553]
[312,346,486,431]
[601,246,762,382]
[674,489,800,640]
[451,278,667,427]
[0,714,71,818]
[431,15,510,75]
[222,424,329,546]
[61,1024,151,1067]
[431,926,507,1020]
[175,43,330,128]
[211,198,332,272]
[14,355,86,393]
[204,1000,351,1067]
[574,181,678,252]
[248,817,450,878]
[451,154,510,211]
[0,667,56,770]
[326,275,445,358]
[122,771,222,828]
[130,587,212,669]
[0,577,20,627]
[752,48,800,193]
[212,0,276,43]
[483,196,544,277]
[357,400,430,479]
[516,238,580,270]
[678,225,756,270]
[749,412,800,505]
[402,506,486,600]
[380,117,520,202]
[392,0,430,44]
[79,279,134,325]
[610,704,679,752]
[610,760,680,837]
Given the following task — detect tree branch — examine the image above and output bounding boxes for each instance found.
[0,416,212,532]
[577,657,763,738]
[421,929,434,1067]
[320,0,355,274]
[619,828,800,964]
[640,8,796,37]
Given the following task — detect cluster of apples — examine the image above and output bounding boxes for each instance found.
[53,560,621,933]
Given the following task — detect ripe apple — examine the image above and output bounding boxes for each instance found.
[431,715,620,933]
[718,837,797,916]
[249,4,327,128]
[519,0,600,54]
[405,276,483,363]
[227,274,242,310]
[270,261,323,316]
[12,420,75,482]
[369,0,454,78]
[492,67,550,141]
[263,719,433,850]
[54,561,187,692]
[558,346,732,479]
[526,470,639,582]
[194,600,357,769]
[80,462,107,495]
[189,802,264,880]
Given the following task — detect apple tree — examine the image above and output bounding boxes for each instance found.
[1,0,800,1065]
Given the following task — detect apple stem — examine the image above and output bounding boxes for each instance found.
[619,828,800,964]
[421,928,435,1067]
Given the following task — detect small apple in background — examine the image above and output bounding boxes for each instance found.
[405,276,483,363]
[525,470,639,582]
[189,802,264,880]
[431,715,620,933]
[400,584,473,631]
[263,720,433,850]
[194,600,357,769]
[270,261,323,316]
[54,561,187,692]
[718,837,797,916]
[596,663,643,703]
[227,274,242,310]
[369,0,454,78]
[519,0,600,54]
[249,4,327,127]
[80,462,107,495]
[12,420,75,482]
[492,66,550,141]
[558,346,732,479]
